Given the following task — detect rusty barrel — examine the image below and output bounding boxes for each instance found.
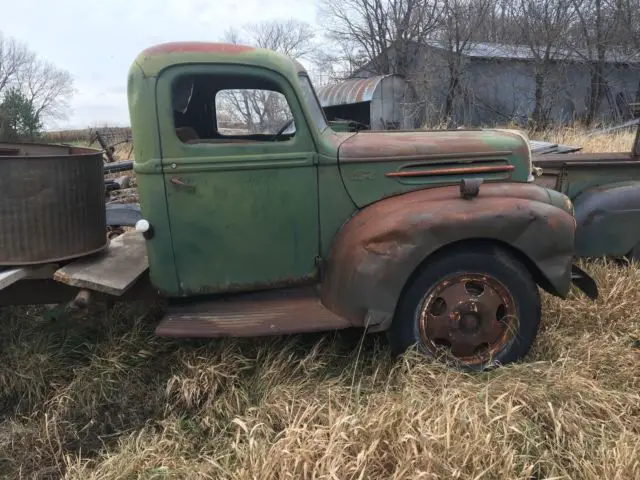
[0,142,107,266]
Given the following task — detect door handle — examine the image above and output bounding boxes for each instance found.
[170,177,196,190]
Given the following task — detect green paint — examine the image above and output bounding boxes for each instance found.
[127,42,577,299]
[328,120,358,132]
[563,167,640,257]
[128,62,179,295]
[155,63,320,294]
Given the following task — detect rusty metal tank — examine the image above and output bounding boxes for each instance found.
[0,142,107,266]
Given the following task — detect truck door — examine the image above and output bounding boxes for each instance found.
[155,64,319,295]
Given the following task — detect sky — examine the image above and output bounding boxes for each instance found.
[2,0,319,129]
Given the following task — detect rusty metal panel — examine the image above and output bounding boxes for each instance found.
[156,287,351,337]
[0,142,107,265]
[317,75,397,107]
[319,182,576,328]
[533,152,634,169]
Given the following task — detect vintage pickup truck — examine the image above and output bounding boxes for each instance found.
[0,42,598,371]
[533,124,640,260]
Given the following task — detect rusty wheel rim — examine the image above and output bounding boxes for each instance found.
[417,273,518,367]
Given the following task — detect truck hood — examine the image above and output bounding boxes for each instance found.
[336,129,533,208]
[338,129,531,163]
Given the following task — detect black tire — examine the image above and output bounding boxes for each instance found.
[387,243,541,371]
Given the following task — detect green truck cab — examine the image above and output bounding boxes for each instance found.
[127,42,596,370]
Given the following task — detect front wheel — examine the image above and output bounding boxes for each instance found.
[387,244,541,371]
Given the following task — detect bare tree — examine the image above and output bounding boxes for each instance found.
[310,43,369,84]
[470,1,521,43]
[517,0,576,129]
[244,19,317,59]
[618,0,640,47]
[615,0,640,105]
[0,32,74,126]
[19,58,74,122]
[438,0,494,124]
[224,19,317,61]
[0,34,30,94]
[318,0,443,77]
[568,0,622,125]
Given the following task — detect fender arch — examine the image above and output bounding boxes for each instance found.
[573,181,640,257]
[319,182,575,329]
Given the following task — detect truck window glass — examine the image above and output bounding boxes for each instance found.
[215,89,295,137]
[170,74,296,144]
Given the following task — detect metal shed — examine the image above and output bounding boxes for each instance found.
[317,74,415,130]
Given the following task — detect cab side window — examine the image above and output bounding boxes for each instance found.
[216,89,295,137]
[171,73,296,144]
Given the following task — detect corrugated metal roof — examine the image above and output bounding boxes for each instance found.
[423,40,640,65]
[317,75,399,107]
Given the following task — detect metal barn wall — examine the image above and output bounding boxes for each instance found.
[464,60,640,125]
[407,46,640,126]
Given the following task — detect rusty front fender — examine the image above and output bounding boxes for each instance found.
[319,182,576,329]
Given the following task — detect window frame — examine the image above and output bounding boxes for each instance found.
[156,63,317,161]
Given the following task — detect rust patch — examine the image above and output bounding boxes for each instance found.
[156,287,351,338]
[178,273,317,297]
[386,165,514,178]
[351,170,375,181]
[141,42,254,57]
[337,130,515,164]
[418,273,517,365]
[533,152,634,168]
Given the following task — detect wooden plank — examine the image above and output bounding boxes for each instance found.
[0,268,29,290]
[53,231,149,296]
[0,264,59,291]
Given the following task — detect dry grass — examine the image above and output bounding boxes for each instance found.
[529,126,636,153]
[0,259,638,479]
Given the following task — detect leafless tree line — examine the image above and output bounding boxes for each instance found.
[315,0,640,127]
[0,32,74,127]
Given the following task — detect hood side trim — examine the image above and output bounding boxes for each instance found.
[341,150,514,164]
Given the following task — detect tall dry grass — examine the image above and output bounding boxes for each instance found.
[0,260,638,479]
[530,125,636,153]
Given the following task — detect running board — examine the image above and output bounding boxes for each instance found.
[156,288,351,338]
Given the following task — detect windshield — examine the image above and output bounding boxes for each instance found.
[297,74,328,133]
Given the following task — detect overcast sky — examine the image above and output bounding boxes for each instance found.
[3,0,319,129]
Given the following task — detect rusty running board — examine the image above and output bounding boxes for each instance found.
[156,287,352,338]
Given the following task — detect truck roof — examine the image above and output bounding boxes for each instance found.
[132,41,308,78]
